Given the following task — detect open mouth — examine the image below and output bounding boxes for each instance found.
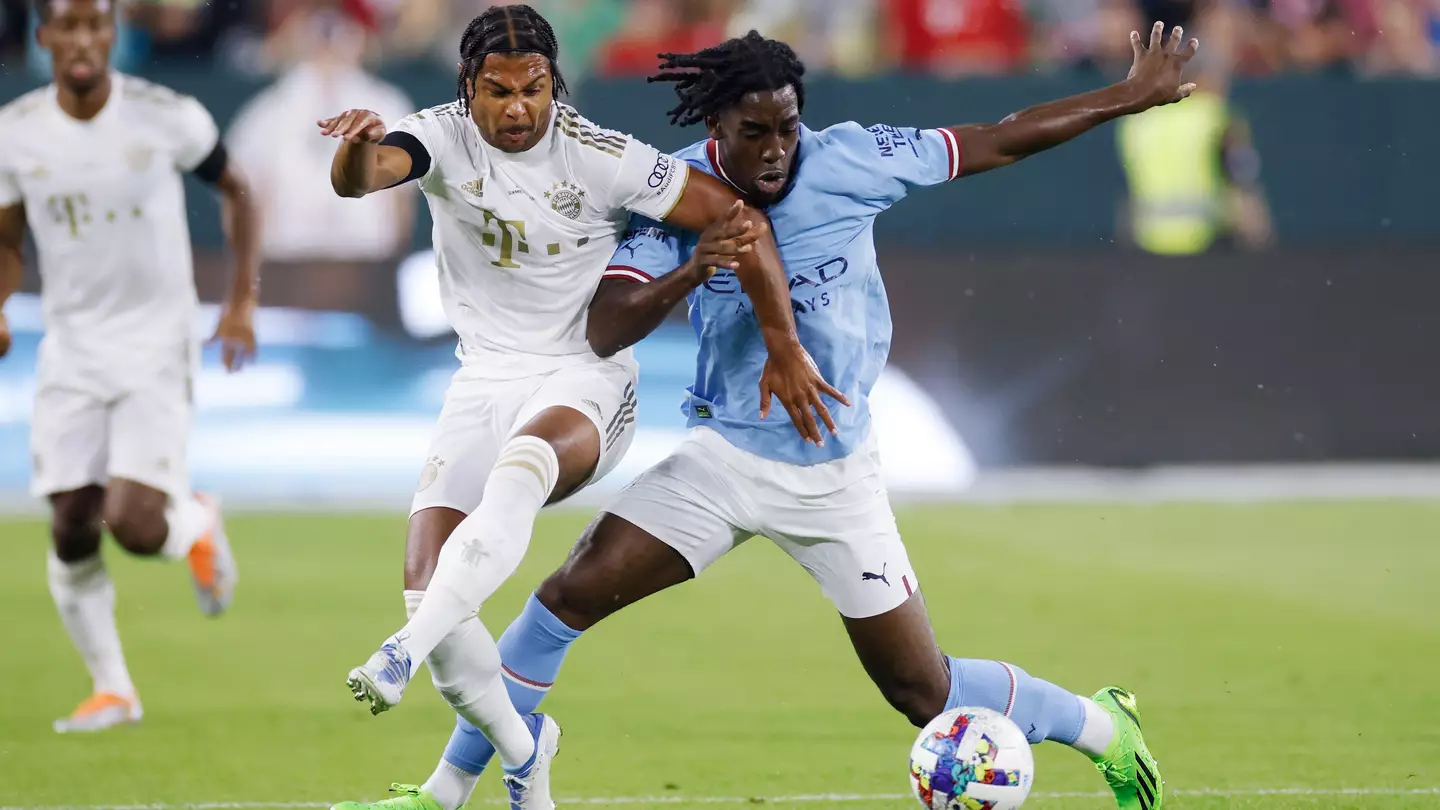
[754,170,787,195]
[495,128,532,148]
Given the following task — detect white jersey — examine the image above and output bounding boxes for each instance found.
[392,101,689,380]
[0,74,218,389]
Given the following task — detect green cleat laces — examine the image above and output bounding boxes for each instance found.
[330,784,445,810]
[1090,687,1165,810]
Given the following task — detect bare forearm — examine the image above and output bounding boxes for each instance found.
[221,185,261,308]
[955,81,1145,175]
[588,271,703,357]
[331,140,379,198]
[735,225,800,351]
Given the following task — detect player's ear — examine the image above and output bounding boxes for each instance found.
[705,114,723,142]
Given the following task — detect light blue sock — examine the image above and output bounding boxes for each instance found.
[944,657,1085,745]
[442,593,583,774]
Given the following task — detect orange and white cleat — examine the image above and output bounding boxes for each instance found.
[188,493,238,617]
[53,692,142,733]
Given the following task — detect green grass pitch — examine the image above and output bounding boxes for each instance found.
[1,502,1437,810]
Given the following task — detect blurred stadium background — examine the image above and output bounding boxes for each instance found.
[2,2,1439,808]
[2,0,1440,509]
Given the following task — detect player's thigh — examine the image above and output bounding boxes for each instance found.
[30,383,109,500]
[511,361,637,502]
[536,511,697,631]
[601,429,754,588]
[107,374,191,502]
[766,471,919,621]
[409,373,520,517]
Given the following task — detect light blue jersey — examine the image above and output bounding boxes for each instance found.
[604,122,961,466]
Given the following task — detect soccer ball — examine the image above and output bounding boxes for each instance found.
[908,706,1035,810]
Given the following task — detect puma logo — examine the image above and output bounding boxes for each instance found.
[861,563,890,587]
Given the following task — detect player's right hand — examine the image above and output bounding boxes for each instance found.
[317,109,388,144]
[685,201,760,282]
[759,342,851,446]
[0,312,10,359]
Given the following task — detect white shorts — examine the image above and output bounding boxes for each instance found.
[410,359,639,516]
[605,426,918,619]
[29,361,193,500]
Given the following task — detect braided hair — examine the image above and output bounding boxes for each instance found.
[649,31,806,127]
[456,4,567,115]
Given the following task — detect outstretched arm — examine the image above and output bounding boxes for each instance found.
[320,109,418,198]
[954,22,1199,177]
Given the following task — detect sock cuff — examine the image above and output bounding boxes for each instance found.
[521,592,584,644]
[47,548,105,582]
[496,436,560,497]
[404,589,425,619]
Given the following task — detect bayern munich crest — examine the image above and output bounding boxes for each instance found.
[545,180,585,220]
[417,456,444,492]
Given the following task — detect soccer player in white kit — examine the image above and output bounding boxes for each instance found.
[0,0,257,733]
[316,6,843,809]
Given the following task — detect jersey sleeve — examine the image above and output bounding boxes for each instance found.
[603,214,687,284]
[0,165,20,207]
[171,95,222,173]
[593,136,690,221]
[827,121,961,208]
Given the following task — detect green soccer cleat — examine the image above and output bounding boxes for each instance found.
[330,784,444,810]
[1090,686,1164,810]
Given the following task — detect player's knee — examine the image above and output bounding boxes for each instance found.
[50,498,103,562]
[103,499,167,556]
[879,673,950,728]
[534,568,614,631]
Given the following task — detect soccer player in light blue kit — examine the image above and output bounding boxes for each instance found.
[335,22,1199,810]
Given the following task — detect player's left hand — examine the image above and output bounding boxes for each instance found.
[759,343,851,446]
[210,303,256,373]
[1125,21,1200,109]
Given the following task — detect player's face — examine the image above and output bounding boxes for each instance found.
[467,53,555,153]
[708,86,801,207]
[37,0,116,94]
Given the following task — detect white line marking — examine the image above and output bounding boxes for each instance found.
[5,788,1438,809]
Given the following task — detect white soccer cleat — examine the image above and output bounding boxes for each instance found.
[346,639,414,715]
[502,713,562,810]
[189,493,238,617]
[53,692,143,733]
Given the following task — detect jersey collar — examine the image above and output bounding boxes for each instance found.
[49,70,123,129]
[705,124,809,209]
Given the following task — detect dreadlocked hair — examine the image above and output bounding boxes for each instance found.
[648,31,806,127]
[456,4,567,114]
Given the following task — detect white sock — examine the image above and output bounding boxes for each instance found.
[394,436,559,664]
[423,759,480,810]
[47,550,136,698]
[1072,697,1117,758]
[408,591,534,781]
[160,494,211,560]
[407,590,482,810]
[421,600,535,770]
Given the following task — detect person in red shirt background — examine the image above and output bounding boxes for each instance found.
[598,0,735,75]
[884,0,1029,75]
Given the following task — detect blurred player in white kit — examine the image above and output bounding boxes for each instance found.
[0,0,259,733]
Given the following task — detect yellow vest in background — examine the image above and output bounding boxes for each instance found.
[1117,92,1229,256]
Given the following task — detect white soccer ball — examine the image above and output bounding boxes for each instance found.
[908,706,1035,810]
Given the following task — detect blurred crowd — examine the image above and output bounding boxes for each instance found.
[2,0,1438,80]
